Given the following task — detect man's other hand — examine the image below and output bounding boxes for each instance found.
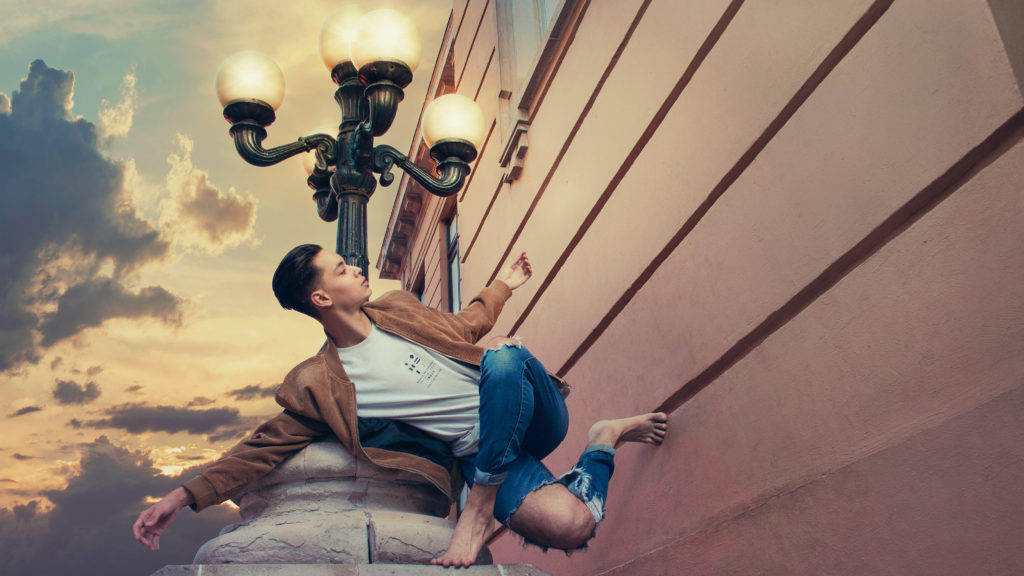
[496,252,532,290]
[132,486,191,551]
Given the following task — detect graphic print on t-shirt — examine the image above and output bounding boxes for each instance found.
[404,353,441,388]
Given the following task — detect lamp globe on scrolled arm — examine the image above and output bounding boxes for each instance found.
[215,50,285,110]
[422,93,486,151]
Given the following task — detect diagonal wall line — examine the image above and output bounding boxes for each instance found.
[485,0,656,286]
[459,118,496,205]
[455,0,491,92]
[462,174,504,262]
[506,0,746,335]
[653,107,1024,414]
[554,0,895,376]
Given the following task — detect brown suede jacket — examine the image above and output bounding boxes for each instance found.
[182,280,566,512]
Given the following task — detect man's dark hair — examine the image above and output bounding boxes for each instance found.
[272,244,323,319]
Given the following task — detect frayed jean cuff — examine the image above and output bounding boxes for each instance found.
[583,444,615,456]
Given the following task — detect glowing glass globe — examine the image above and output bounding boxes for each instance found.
[215,51,285,110]
[423,93,486,150]
[319,5,366,71]
[349,9,422,72]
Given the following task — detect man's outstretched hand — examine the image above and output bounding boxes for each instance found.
[132,486,191,551]
[496,252,532,291]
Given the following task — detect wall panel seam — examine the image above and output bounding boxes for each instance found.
[460,118,497,203]
[551,0,895,379]
[483,0,656,286]
[502,0,745,334]
[456,0,492,93]
[462,173,505,263]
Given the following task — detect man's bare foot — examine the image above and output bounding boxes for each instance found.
[431,483,499,568]
[587,412,668,449]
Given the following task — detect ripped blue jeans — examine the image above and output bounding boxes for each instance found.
[459,343,616,540]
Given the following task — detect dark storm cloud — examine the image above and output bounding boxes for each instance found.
[225,383,279,401]
[8,406,42,418]
[0,436,238,575]
[52,379,101,405]
[0,60,178,372]
[38,278,183,346]
[12,500,38,522]
[203,415,268,444]
[81,402,239,435]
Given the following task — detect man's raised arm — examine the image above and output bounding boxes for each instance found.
[447,252,533,343]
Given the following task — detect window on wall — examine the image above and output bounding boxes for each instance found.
[446,215,462,313]
[494,0,583,181]
[411,263,426,303]
[506,0,559,90]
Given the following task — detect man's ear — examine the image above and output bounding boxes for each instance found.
[310,289,331,310]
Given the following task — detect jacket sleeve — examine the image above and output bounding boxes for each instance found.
[445,280,513,343]
[181,410,330,512]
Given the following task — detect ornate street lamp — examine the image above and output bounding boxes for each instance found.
[215,6,486,276]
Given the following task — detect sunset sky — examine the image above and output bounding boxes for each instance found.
[0,1,450,573]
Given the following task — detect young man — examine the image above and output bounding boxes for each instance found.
[133,244,667,567]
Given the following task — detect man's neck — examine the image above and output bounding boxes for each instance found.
[321,307,373,349]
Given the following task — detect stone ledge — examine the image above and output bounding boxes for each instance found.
[152,564,551,575]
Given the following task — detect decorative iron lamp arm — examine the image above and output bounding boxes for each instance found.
[370,144,474,197]
[229,123,337,169]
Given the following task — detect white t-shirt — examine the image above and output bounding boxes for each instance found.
[336,323,482,457]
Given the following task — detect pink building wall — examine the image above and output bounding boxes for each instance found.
[380,1,1024,574]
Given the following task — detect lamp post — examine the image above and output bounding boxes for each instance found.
[215,6,486,277]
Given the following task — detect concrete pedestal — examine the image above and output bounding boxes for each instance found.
[154,565,550,575]
[191,438,488,565]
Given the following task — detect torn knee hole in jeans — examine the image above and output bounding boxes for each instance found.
[561,467,605,526]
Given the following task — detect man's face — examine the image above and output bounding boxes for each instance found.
[310,251,371,313]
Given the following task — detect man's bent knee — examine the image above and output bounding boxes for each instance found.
[508,484,597,550]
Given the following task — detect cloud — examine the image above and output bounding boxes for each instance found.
[38,278,183,347]
[162,134,258,254]
[0,436,238,576]
[203,415,270,444]
[0,1,178,45]
[124,384,143,394]
[85,365,103,377]
[0,93,9,114]
[80,403,240,435]
[0,60,178,372]
[185,397,215,408]
[225,383,279,401]
[11,454,35,461]
[9,406,42,418]
[52,379,101,405]
[97,72,137,140]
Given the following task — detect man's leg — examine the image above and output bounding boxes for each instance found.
[508,412,668,550]
[434,342,568,567]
